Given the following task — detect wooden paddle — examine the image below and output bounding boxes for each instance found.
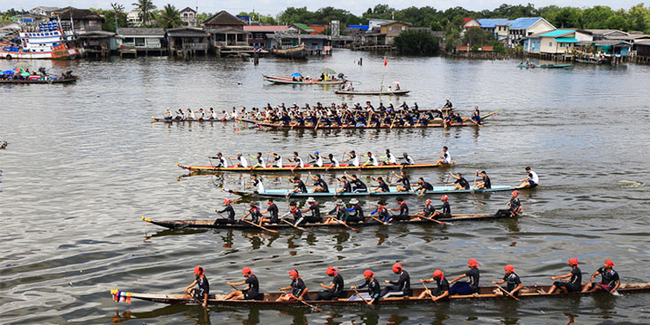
[242,219,278,233]
[279,290,323,312]
[185,292,211,310]
[471,173,478,195]
[314,116,322,130]
[420,215,451,226]
[369,215,388,225]
[280,217,310,232]
[496,285,520,301]
[421,282,438,303]
[351,288,371,305]
[334,218,359,231]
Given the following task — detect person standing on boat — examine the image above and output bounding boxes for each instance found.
[342,151,360,167]
[244,174,265,193]
[224,267,260,301]
[308,151,324,167]
[431,195,451,219]
[249,152,266,168]
[316,266,345,300]
[260,199,280,224]
[448,259,481,295]
[370,176,390,193]
[414,177,434,196]
[517,167,539,189]
[507,190,522,217]
[209,153,229,168]
[351,270,381,305]
[381,263,412,298]
[228,153,248,168]
[492,265,523,297]
[582,260,620,294]
[362,152,379,167]
[391,171,411,192]
[447,172,470,191]
[475,171,491,189]
[277,270,308,302]
[214,198,236,224]
[300,197,323,224]
[542,258,582,294]
[443,99,453,110]
[418,270,449,301]
[268,151,282,168]
[434,147,452,166]
[307,173,329,193]
[389,198,410,221]
[184,265,209,307]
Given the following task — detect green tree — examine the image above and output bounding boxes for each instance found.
[99,3,127,31]
[583,6,614,29]
[196,12,212,26]
[133,0,157,26]
[553,7,583,28]
[627,3,650,32]
[393,30,440,55]
[463,27,493,45]
[157,4,182,29]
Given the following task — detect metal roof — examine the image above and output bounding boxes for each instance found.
[117,28,164,36]
[540,29,576,37]
[244,25,288,32]
[508,17,543,29]
[555,37,578,43]
[476,18,510,28]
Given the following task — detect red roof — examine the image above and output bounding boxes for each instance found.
[463,18,473,23]
[243,25,288,32]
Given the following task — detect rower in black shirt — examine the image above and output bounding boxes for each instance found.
[449,258,481,295]
[241,202,262,224]
[344,172,367,193]
[507,190,522,217]
[492,265,523,297]
[391,171,411,192]
[288,201,305,225]
[316,266,346,300]
[308,173,329,193]
[418,270,449,301]
[414,177,434,196]
[582,259,620,294]
[381,263,412,297]
[543,258,582,294]
[374,201,391,223]
[351,270,381,305]
[431,195,451,219]
[335,176,352,195]
[214,198,236,224]
[370,176,390,192]
[475,170,491,189]
[224,267,260,300]
[414,199,436,219]
[389,197,410,221]
[301,197,323,223]
[347,198,365,223]
[289,176,308,194]
[260,199,280,224]
[277,270,308,301]
[447,172,470,190]
[184,265,210,307]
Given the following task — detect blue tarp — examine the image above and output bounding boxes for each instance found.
[291,73,301,77]
[2,70,14,75]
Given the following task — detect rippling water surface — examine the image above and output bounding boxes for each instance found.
[1,50,650,324]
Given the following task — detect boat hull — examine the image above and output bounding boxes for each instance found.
[0,48,78,60]
[335,90,411,96]
[178,162,449,173]
[263,75,346,85]
[0,76,77,84]
[228,185,516,198]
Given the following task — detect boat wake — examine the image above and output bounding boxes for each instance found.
[619,180,645,188]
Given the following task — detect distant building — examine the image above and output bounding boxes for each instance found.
[469,17,555,48]
[127,9,142,27]
[379,21,411,44]
[29,6,59,17]
[179,7,197,27]
[52,7,104,33]
[167,27,209,56]
[243,25,288,48]
[204,10,248,50]
[538,29,592,54]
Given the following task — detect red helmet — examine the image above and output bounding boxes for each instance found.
[512,190,519,196]
[242,267,252,274]
[193,265,203,275]
[224,198,232,204]
[289,270,299,277]
[433,270,443,278]
[441,195,449,201]
[505,265,514,272]
[392,263,402,273]
[326,266,338,276]
[425,199,432,204]
[363,270,374,278]
[605,260,614,267]
[569,258,579,266]
[468,259,480,267]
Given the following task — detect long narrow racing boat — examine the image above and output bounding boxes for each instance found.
[226,185,516,198]
[177,162,451,173]
[152,117,234,123]
[0,76,78,84]
[334,89,411,96]
[142,210,513,230]
[111,283,650,307]
[263,75,346,85]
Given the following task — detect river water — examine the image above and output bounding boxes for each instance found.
[1,50,650,324]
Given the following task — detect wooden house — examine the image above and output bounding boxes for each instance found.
[204,10,250,54]
[166,27,209,57]
[116,28,166,57]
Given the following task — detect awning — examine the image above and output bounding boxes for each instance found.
[556,37,578,43]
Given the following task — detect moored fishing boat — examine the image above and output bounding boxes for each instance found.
[271,45,308,59]
[111,283,650,307]
[226,184,516,198]
[540,64,572,69]
[334,89,411,96]
[143,210,513,230]
[263,75,346,85]
[177,162,449,173]
[0,21,79,60]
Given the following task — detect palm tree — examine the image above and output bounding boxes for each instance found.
[132,0,157,26]
[157,4,182,30]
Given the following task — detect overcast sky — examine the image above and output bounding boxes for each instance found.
[3,0,644,16]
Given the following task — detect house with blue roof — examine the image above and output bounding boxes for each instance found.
[537,29,592,54]
[469,17,555,48]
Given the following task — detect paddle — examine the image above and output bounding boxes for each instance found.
[471,173,478,195]
[334,218,359,231]
[420,214,451,226]
[350,288,373,307]
[242,219,278,233]
[420,282,438,303]
[280,217,310,232]
[314,115,322,130]
[495,285,520,301]
[185,291,211,310]
[279,290,323,312]
[369,215,388,225]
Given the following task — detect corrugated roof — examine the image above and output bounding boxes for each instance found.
[244,25,288,32]
[476,18,510,28]
[204,10,245,25]
[555,37,578,43]
[509,17,543,29]
[292,23,315,32]
[540,29,575,37]
[117,28,164,36]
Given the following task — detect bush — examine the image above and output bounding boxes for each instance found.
[393,30,441,55]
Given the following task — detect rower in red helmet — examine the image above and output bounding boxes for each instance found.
[214,198,236,224]
[184,265,209,307]
[224,267,260,300]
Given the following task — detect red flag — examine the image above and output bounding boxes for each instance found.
[384,57,387,66]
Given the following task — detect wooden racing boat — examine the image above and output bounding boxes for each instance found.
[334,89,411,96]
[0,76,78,84]
[244,110,497,130]
[177,162,450,173]
[152,117,234,123]
[227,185,515,198]
[263,75,346,85]
[111,283,650,307]
[142,210,513,230]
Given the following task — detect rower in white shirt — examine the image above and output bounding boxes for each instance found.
[342,150,360,167]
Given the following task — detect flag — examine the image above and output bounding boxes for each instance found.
[384,57,387,66]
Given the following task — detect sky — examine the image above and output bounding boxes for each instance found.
[3,0,645,16]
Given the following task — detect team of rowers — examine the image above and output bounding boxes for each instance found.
[162,99,483,127]
[185,258,621,307]
[214,190,523,227]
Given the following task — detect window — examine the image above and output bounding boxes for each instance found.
[135,38,145,47]
[549,42,552,46]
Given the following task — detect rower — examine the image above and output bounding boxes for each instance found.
[260,199,280,224]
[268,151,282,168]
[492,265,523,297]
[315,266,346,300]
[347,198,365,223]
[542,258,582,294]
[163,108,172,120]
[342,150,360,167]
[175,109,185,120]
[370,176,390,193]
[381,149,397,165]
[198,108,205,121]
[187,108,196,120]
[381,263,412,298]
[335,176,352,195]
[351,270,381,305]
[443,99,453,110]
[215,198,236,224]
[389,198,410,221]
[288,176,308,194]
[517,166,539,189]
[300,197,323,224]
[240,202,262,224]
[344,172,368,193]
[276,270,308,302]
[448,259,481,296]
[431,195,451,219]
[374,201,391,223]
[307,173,329,193]
[184,265,209,308]
[228,153,249,168]
[414,199,436,219]
[391,171,411,192]
[471,107,482,125]
[249,152,266,168]
[288,201,304,225]
[287,152,304,171]
[434,146,452,166]
[362,151,379,167]
[507,190,522,217]
[327,153,340,168]
[308,151,324,167]
[209,152,229,168]
[447,172,470,191]
[475,170,491,189]
[582,260,620,294]
[210,108,217,120]
[418,270,449,301]
[451,113,463,125]
[224,267,260,300]
[244,174,265,193]
[414,177,433,196]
